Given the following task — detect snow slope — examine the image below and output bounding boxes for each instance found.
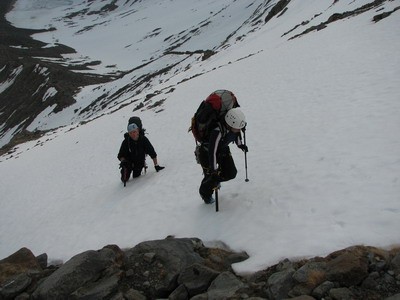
[1,0,399,273]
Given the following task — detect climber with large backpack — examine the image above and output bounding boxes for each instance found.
[117,116,164,186]
[189,90,248,204]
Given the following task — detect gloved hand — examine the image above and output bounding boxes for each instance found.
[119,160,130,169]
[155,165,165,172]
[238,144,248,153]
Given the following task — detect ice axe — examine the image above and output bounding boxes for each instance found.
[243,127,249,182]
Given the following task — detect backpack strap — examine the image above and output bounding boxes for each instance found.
[125,134,132,154]
[201,121,226,146]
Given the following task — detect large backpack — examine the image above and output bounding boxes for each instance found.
[190,90,239,143]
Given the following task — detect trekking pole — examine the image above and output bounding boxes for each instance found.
[243,129,249,182]
[215,189,219,212]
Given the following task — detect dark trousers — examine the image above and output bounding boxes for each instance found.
[198,145,237,198]
[121,161,144,182]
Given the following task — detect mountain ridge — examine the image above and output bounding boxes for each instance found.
[2,0,398,151]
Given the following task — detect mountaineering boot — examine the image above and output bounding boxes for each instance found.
[201,194,215,204]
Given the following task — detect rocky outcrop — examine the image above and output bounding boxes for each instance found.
[0,238,399,299]
[287,0,397,40]
[264,0,291,23]
[31,245,124,299]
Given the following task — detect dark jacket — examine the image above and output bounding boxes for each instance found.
[205,124,242,171]
[117,133,157,165]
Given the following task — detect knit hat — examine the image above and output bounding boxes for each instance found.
[127,123,139,133]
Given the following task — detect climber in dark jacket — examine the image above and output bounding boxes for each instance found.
[117,122,164,183]
[198,108,248,204]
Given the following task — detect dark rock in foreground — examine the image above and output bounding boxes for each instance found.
[0,237,399,299]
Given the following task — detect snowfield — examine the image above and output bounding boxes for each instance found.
[1,0,399,274]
